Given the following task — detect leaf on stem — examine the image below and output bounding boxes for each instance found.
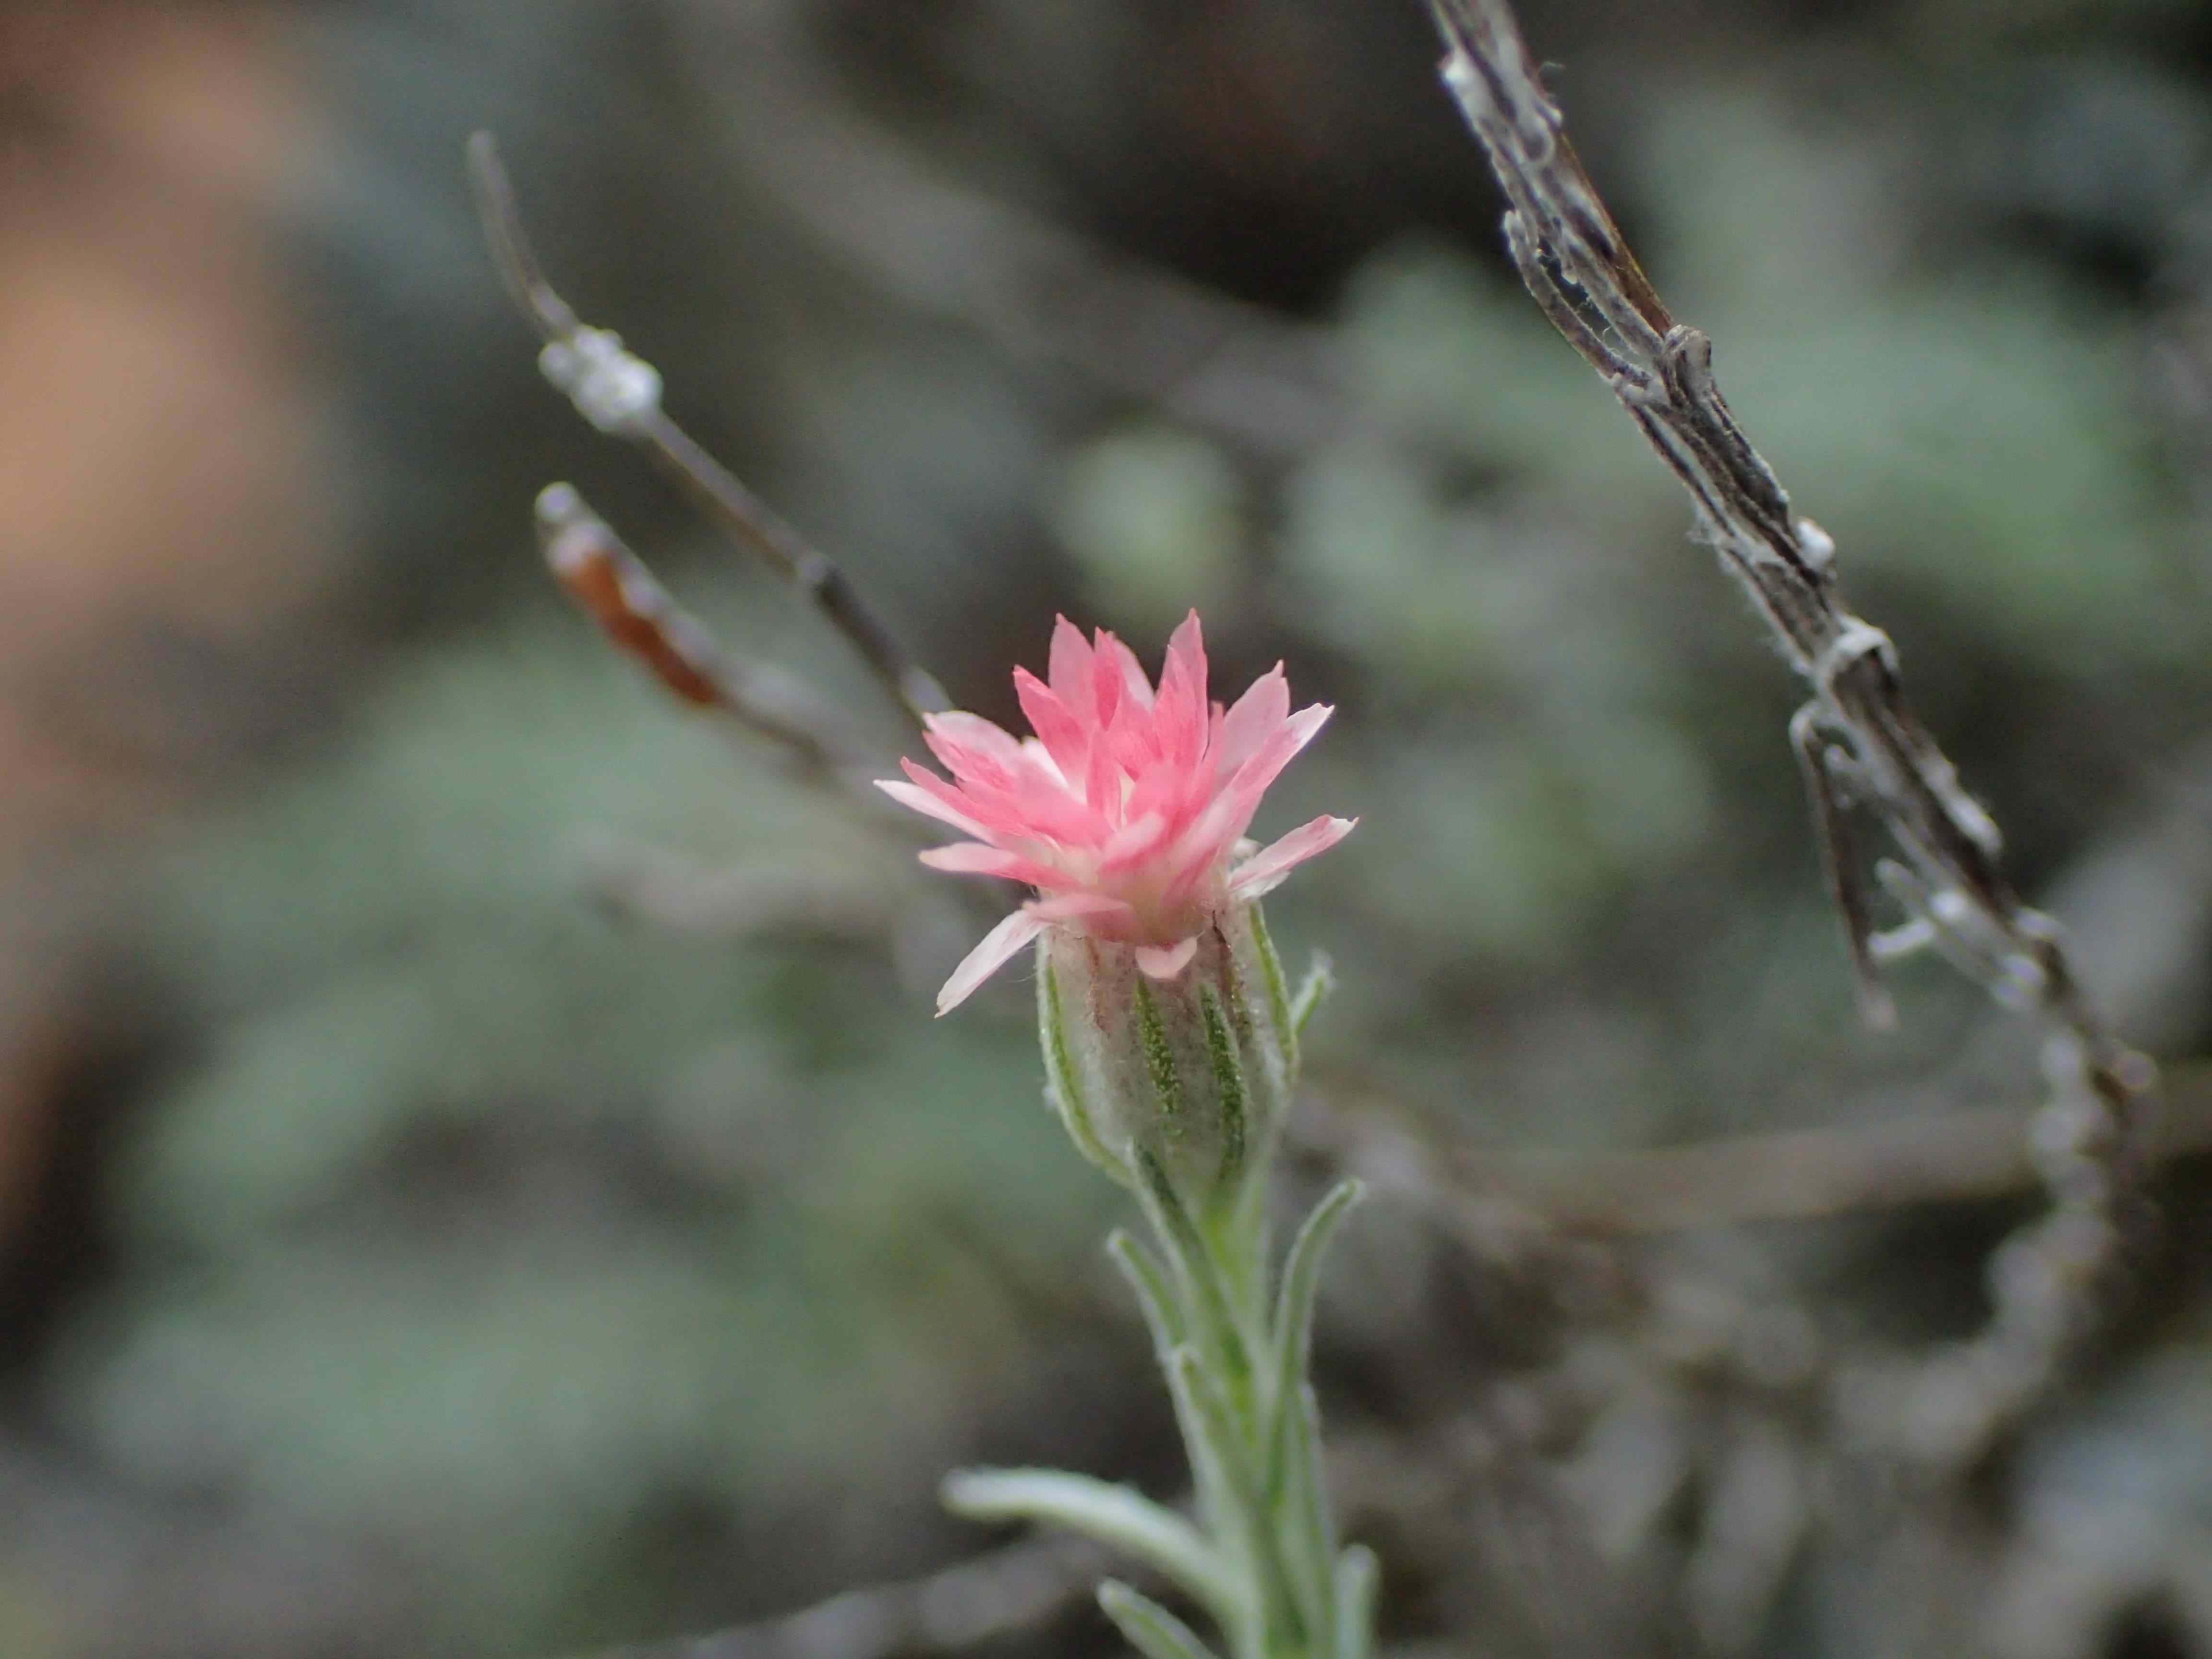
[1270,1180,1363,1422]
[1290,953,1334,1040]
[1264,1181,1362,1640]
[1334,1544,1381,1659]
[942,1467,1235,1621]
[1099,1580,1225,1659]
[1169,1350,1307,1652]
[1135,1152,1256,1404]
[1108,1228,1187,1358]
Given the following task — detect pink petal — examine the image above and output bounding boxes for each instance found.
[918,842,1074,890]
[1020,737,1068,788]
[1097,630,1154,713]
[894,757,1018,829]
[1014,667,1091,780]
[1048,615,1096,721]
[1213,664,1289,780]
[924,712,1031,791]
[877,775,994,840]
[1028,892,1133,923]
[1224,702,1333,803]
[1098,811,1175,877]
[935,909,1047,1015]
[925,709,1026,765]
[1157,788,1249,900]
[1228,815,1357,901]
[1135,938,1199,980]
[1084,744,1121,821]
[1153,611,1208,770]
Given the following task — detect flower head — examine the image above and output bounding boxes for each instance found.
[882,612,1354,1014]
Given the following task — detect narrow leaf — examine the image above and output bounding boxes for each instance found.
[1290,952,1334,1040]
[1289,1383,1338,1638]
[1334,1544,1381,1659]
[1246,903,1296,1070]
[1171,1350,1308,1652]
[1107,1228,1186,1359]
[943,1467,1234,1620]
[1271,1181,1363,1418]
[1136,1152,1255,1404]
[1264,1182,1361,1638]
[1099,1581,1224,1659]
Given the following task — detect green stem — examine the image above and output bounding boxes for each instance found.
[1138,1178,1364,1659]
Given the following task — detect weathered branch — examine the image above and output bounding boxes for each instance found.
[1420,0,2159,1462]
[535,483,858,781]
[565,1532,1112,1659]
[469,132,950,736]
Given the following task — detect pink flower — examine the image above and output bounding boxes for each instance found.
[881,612,1355,1014]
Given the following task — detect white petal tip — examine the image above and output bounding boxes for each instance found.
[1228,814,1358,902]
[932,910,1047,1016]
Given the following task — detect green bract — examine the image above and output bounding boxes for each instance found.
[1037,901,1299,1217]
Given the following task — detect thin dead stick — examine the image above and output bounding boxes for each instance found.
[1420,0,2158,1461]
[1486,1061,2212,1234]
[564,1531,1112,1659]
[536,483,857,780]
[469,132,950,735]
[670,16,1346,462]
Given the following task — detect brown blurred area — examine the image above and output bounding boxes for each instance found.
[0,0,331,1292]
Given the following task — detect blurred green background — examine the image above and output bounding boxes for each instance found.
[0,1,2208,1655]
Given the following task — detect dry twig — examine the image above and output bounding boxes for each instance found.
[469,132,950,736]
[535,483,860,781]
[1419,0,2159,1462]
[1482,1061,2212,1234]
[667,15,1346,463]
[565,1532,1113,1659]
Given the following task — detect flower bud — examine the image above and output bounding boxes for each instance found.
[1035,901,1299,1216]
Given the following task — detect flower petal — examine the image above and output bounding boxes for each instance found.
[1014,667,1091,782]
[877,775,993,840]
[1224,702,1332,804]
[1213,663,1288,779]
[1154,611,1208,770]
[1048,614,1096,720]
[1028,891,1133,923]
[1229,815,1357,900]
[918,842,1073,889]
[1096,629,1154,712]
[935,908,1047,1015]
[1134,938,1199,980]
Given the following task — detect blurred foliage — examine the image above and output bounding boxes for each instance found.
[50,611,1122,1652]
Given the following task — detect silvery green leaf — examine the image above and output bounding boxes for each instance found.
[942,1467,1233,1620]
[1270,1180,1363,1431]
[1334,1544,1381,1659]
[1169,1349,1307,1647]
[1107,1228,1186,1359]
[1098,1580,1224,1659]
[1290,953,1334,1039]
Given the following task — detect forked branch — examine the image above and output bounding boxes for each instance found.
[1421,0,2158,1461]
[468,132,950,735]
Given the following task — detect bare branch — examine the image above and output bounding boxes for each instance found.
[575,834,894,942]
[654,15,1346,463]
[469,132,950,735]
[562,1532,1112,1659]
[536,483,858,781]
[1420,0,2159,1462]
[1485,1062,2212,1234]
